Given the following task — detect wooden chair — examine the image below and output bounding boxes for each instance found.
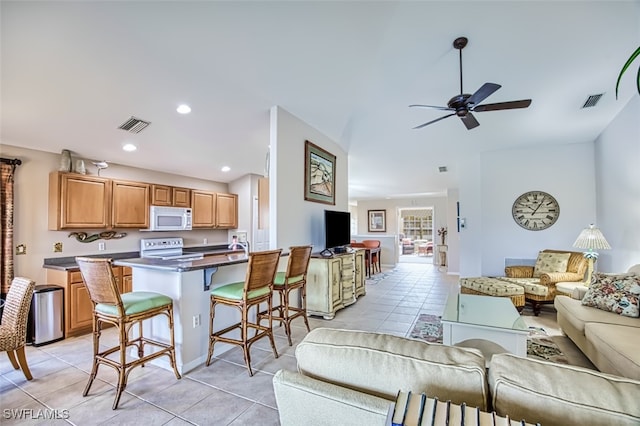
[258,245,312,346]
[0,277,36,380]
[362,240,381,273]
[76,257,181,409]
[206,249,282,376]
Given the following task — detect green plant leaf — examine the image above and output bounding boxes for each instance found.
[615,46,640,99]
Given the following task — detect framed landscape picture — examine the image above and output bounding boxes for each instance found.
[304,140,336,205]
[368,210,386,232]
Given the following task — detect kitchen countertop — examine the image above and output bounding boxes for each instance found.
[113,252,249,272]
[42,244,247,272]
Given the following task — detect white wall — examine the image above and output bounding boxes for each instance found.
[2,144,231,284]
[460,142,596,277]
[270,106,348,252]
[594,95,640,271]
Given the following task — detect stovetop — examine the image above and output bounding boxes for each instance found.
[140,237,204,261]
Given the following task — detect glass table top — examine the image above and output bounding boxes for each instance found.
[442,294,527,332]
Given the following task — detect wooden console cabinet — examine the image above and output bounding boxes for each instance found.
[46,265,132,338]
[306,251,366,319]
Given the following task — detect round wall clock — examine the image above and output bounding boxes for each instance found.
[511,191,560,231]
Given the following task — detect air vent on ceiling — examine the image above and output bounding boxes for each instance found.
[582,94,603,109]
[438,166,448,173]
[118,116,151,133]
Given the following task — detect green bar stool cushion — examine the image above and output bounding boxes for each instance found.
[273,272,304,287]
[211,281,270,300]
[96,292,172,316]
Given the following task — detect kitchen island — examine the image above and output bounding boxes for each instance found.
[114,252,286,374]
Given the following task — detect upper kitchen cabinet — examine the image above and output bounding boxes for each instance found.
[112,179,150,228]
[49,172,111,230]
[191,190,216,228]
[216,193,238,229]
[151,184,191,208]
[191,190,238,229]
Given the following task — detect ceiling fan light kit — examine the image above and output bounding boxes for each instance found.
[411,36,532,130]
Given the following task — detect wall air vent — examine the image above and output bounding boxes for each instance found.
[118,116,151,133]
[438,166,448,173]
[582,94,603,108]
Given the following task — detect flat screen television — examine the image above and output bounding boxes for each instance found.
[324,210,351,250]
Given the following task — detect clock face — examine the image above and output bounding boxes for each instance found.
[512,191,560,231]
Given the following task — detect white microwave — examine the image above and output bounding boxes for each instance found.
[147,206,192,231]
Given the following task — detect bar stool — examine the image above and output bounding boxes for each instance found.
[76,257,181,410]
[206,249,282,376]
[258,245,312,346]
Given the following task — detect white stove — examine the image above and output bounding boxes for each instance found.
[140,237,204,261]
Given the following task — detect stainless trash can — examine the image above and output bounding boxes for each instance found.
[27,285,64,346]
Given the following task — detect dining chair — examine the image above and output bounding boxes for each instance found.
[0,277,36,380]
[362,240,381,273]
[206,249,282,376]
[76,257,181,409]
[259,245,313,346]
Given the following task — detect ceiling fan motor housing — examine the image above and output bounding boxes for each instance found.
[448,94,472,116]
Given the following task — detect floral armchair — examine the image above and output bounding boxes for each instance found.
[501,249,588,315]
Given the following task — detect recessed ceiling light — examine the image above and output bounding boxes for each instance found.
[122,143,137,152]
[221,166,230,172]
[177,104,191,114]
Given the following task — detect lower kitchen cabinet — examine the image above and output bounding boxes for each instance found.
[306,252,364,320]
[45,265,133,338]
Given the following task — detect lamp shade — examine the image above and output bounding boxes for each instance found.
[573,224,611,250]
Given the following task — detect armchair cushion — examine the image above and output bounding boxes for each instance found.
[532,252,571,278]
[581,272,640,318]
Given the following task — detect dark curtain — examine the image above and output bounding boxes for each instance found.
[1,162,17,295]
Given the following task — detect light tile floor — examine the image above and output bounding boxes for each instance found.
[0,262,588,425]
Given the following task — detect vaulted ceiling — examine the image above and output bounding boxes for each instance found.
[2,1,638,201]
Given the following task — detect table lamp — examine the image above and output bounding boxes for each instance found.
[573,224,611,285]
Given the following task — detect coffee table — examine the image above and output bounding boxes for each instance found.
[442,294,529,358]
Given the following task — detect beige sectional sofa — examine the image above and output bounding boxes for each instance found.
[554,266,640,380]
[273,328,640,426]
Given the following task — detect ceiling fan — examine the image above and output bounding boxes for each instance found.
[410,37,532,130]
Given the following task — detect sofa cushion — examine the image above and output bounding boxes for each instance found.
[581,272,640,317]
[489,353,640,426]
[554,295,640,334]
[584,323,640,380]
[499,277,550,297]
[532,251,571,278]
[295,328,489,410]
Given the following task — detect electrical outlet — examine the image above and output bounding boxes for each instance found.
[53,242,63,253]
[16,244,26,255]
[203,238,208,245]
[98,242,106,251]
[192,314,201,328]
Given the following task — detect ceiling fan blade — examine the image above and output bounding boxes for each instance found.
[473,99,532,112]
[460,112,480,130]
[412,113,456,129]
[409,104,454,111]
[466,82,501,106]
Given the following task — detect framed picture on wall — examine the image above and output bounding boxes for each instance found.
[304,140,336,205]
[368,210,386,232]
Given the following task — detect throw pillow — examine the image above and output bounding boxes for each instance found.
[581,272,640,317]
[532,252,571,278]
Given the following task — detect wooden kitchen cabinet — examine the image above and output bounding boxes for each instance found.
[191,190,216,228]
[191,190,238,229]
[258,177,269,230]
[112,180,150,228]
[49,172,111,230]
[306,252,357,319]
[46,265,134,338]
[151,184,191,207]
[216,193,238,228]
